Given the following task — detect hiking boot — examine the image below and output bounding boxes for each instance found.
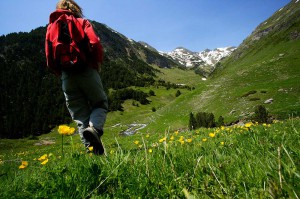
[83,127,104,155]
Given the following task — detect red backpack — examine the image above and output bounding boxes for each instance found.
[45,14,88,74]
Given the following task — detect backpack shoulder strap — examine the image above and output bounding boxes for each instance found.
[66,15,85,42]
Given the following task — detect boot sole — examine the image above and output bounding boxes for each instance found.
[83,130,104,155]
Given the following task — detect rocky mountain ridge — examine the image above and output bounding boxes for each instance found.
[159,46,236,68]
[229,0,300,61]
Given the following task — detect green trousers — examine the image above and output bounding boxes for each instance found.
[61,67,108,147]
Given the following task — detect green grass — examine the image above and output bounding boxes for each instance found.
[153,65,203,87]
[0,119,299,198]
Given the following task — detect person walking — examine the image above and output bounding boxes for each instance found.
[45,0,108,155]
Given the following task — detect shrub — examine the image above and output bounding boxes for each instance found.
[189,111,220,129]
[189,112,196,130]
[253,105,269,123]
[175,90,181,97]
[149,90,155,96]
[216,116,225,127]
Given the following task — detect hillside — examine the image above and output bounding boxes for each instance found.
[138,0,300,133]
[210,0,300,119]
[0,21,181,139]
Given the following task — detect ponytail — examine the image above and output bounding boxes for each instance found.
[56,0,83,18]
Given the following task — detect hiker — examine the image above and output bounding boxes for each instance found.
[45,0,108,155]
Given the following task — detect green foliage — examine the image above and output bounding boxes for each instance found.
[175,90,181,97]
[0,119,299,198]
[188,112,196,130]
[108,88,150,111]
[148,89,155,96]
[156,79,192,91]
[216,116,225,127]
[189,112,218,130]
[253,105,269,123]
[0,30,70,138]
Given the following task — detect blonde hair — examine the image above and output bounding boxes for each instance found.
[56,0,83,18]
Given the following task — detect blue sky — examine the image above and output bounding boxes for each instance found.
[0,0,291,52]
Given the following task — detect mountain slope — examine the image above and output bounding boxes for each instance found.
[142,0,300,132]
[0,21,180,138]
[91,21,182,89]
[209,0,300,119]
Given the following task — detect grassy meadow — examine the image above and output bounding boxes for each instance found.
[0,118,299,198]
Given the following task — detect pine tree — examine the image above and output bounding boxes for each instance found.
[189,112,196,130]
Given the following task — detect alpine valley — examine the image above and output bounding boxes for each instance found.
[0,0,299,138]
[158,46,236,76]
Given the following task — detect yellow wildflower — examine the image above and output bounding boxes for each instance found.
[69,127,75,134]
[146,134,150,138]
[148,149,153,153]
[159,137,166,143]
[19,165,26,169]
[245,122,253,128]
[134,140,139,145]
[38,154,48,161]
[88,146,93,151]
[209,133,215,138]
[41,159,49,165]
[202,138,207,142]
[179,140,185,145]
[174,130,179,135]
[58,125,75,135]
[22,161,28,166]
[19,161,28,169]
[170,135,174,140]
[220,142,225,145]
[187,138,192,143]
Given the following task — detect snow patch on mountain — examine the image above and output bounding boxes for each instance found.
[198,47,236,66]
[160,46,236,68]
